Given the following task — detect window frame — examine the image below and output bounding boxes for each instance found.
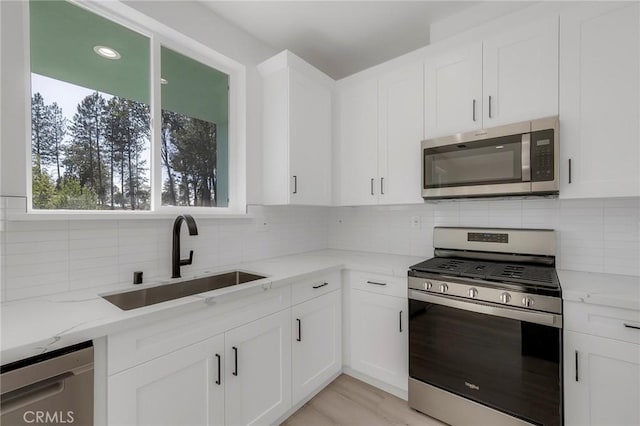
[23,0,247,218]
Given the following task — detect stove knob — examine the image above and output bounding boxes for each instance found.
[522,297,535,307]
[468,288,478,298]
[500,292,511,304]
[424,281,433,290]
[439,283,448,293]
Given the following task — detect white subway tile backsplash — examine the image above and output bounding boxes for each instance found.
[1,197,638,302]
[328,197,640,277]
[0,203,330,301]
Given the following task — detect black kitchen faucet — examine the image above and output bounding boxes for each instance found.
[172,214,198,278]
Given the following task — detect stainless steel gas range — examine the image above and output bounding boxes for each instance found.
[408,227,563,426]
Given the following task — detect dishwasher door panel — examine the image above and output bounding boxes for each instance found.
[1,343,94,426]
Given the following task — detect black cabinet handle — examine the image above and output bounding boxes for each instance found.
[399,310,403,333]
[380,177,384,195]
[232,346,238,376]
[568,159,572,184]
[472,99,476,122]
[488,95,493,118]
[624,323,640,330]
[215,354,221,385]
[370,178,375,196]
[312,282,328,289]
[575,350,579,382]
[293,175,298,194]
[296,318,302,342]
[367,281,387,286]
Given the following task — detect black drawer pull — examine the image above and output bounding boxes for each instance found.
[575,350,579,382]
[215,354,221,385]
[624,323,640,330]
[232,346,238,376]
[367,281,387,286]
[296,318,302,342]
[312,282,328,289]
[399,310,403,333]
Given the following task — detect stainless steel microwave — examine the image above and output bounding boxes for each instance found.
[422,116,559,199]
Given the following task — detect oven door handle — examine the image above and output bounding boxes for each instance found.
[408,290,562,328]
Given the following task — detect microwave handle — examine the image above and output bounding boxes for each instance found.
[521,133,531,182]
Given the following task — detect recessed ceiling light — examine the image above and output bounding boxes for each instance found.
[161,78,168,85]
[495,145,504,149]
[93,45,121,60]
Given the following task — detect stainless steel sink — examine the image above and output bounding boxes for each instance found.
[101,271,267,311]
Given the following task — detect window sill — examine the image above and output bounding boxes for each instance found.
[5,209,253,221]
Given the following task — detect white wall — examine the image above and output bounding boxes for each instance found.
[329,198,640,276]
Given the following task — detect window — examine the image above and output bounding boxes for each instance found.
[28,0,237,213]
[161,46,229,208]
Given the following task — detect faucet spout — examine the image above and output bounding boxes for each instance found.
[172,214,198,278]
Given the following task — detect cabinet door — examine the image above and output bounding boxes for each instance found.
[483,16,559,127]
[108,334,225,426]
[424,42,483,138]
[224,309,292,426]
[564,331,640,426]
[559,3,640,198]
[336,78,379,205]
[378,63,424,205]
[291,290,342,405]
[290,69,332,205]
[350,289,408,390]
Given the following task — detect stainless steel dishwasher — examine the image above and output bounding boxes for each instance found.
[1,341,94,425]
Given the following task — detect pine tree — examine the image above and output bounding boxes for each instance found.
[31,93,53,172]
[48,102,66,185]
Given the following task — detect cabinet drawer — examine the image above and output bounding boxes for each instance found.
[291,271,340,305]
[565,301,640,345]
[108,284,291,375]
[349,271,407,298]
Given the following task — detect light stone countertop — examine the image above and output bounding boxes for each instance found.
[558,269,640,311]
[3,249,639,365]
[0,249,422,365]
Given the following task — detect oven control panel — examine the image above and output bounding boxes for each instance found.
[467,232,508,243]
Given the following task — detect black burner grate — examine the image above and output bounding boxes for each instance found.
[410,257,558,289]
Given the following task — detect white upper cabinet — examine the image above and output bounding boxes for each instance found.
[559,2,640,198]
[336,77,379,205]
[424,43,483,138]
[259,50,333,205]
[336,62,424,206]
[424,17,559,139]
[378,63,425,205]
[483,16,559,127]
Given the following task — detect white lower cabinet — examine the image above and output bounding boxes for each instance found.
[224,309,292,426]
[350,288,408,390]
[108,310,292,426]
[291,290,342,405]
[564,330,640,426]
[108,334,225,426]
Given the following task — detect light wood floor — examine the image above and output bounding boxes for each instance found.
[281,375,446,426]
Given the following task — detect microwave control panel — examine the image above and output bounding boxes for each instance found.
[531,129,555,182]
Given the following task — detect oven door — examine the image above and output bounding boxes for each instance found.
[422,121,532,199]
[408,290,562,426]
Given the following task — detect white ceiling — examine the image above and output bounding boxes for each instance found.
[200,1,479,79]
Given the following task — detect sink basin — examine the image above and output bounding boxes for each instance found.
[101,271,267,311]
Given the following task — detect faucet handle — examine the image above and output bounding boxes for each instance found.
[180,250,194,266]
